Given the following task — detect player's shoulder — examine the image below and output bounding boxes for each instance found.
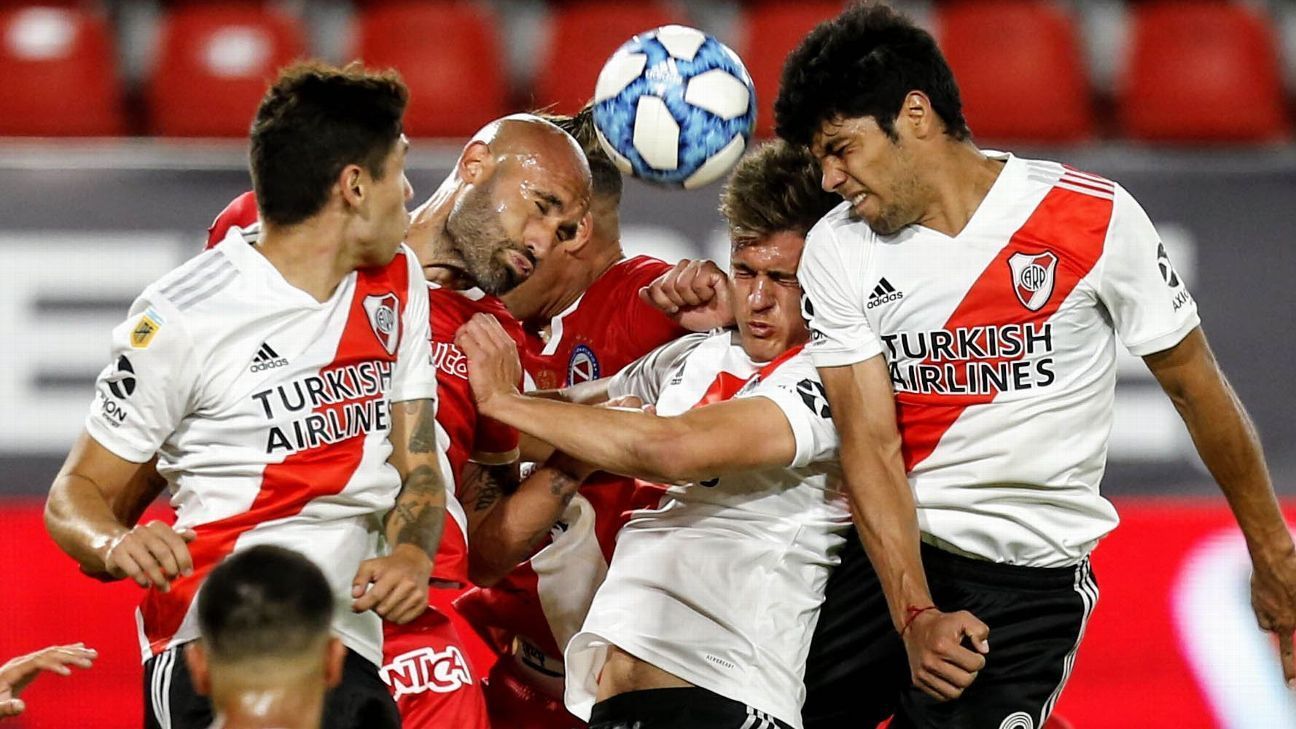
[145,246,239,319]
[806,200,877,252]
[1014,154,1121,200]
[599,255,673,290]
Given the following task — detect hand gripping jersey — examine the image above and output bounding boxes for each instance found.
[798,152,1200,568]
[85,231,439,667]
[564,331,849,729]
[455,256,686,666]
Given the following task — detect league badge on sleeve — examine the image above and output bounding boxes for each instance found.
[130,310,164,349]
[1008,251,1058,312]
[363,293,400,355]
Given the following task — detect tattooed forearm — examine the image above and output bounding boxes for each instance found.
[407,399,441,454]
[388,464,445,556]
[462,463,515,513]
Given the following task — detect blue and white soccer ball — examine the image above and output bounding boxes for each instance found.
[592,25,757,190]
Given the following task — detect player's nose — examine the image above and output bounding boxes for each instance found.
[820,159,846,193]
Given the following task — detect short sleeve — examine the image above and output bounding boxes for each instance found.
[1096,185,1200,356]
[390,247,439,404]
[605,332,710,403]
[738,356,839,468]
[799,218,884,367]
[84,296,198,463]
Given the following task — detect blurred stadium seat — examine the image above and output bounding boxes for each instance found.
[0,5,123,135]
[147,3,305,137]
[739,1,842,138]
[1118,0,1289,143]
[356,1,506,138]
[535,0,683,114]
[936,0,1094,143]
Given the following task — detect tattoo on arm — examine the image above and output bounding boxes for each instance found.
[387,464,445,556]
[407,400,441,454]
[463,463,516,513]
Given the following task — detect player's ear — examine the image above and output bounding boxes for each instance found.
[185,642,212,696]
[566,211,595,254]
[458,141,492,184]
[338,164,367,210]
[900,91,935,141]
[323,637,346,689]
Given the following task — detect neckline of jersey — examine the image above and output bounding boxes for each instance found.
[218,232,354,309]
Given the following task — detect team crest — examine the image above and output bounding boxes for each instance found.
[567,344,600,384]
[363,293,400,355]
[1008,251,1058,312]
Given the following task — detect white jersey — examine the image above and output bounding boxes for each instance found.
[84,231,441,666]
[799,152,1200,567]
[563,331,849,729]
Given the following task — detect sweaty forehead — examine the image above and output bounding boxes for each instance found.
[733,232,804,271]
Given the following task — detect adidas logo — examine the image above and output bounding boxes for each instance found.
[866,277,904,309]
[249,342,289,372]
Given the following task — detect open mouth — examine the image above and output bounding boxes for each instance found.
[505,249,534,278]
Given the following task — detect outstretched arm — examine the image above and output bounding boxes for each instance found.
[1145,327,1296,684]
[351,398,447,624]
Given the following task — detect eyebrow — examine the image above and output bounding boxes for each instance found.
[535,191,565,211]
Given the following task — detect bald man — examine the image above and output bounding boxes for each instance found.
[378,114,596,729]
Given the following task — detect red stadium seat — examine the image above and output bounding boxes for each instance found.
[739,1,843,138]
[0,6,123,135]
[1118,1,1288,143]
[355,1,506,138]
[535,0,684,114]
[936,0,1093,143]
[147,4,305,137]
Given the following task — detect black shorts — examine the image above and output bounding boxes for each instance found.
[589,687,792,729]
[803,541,1098,729]
[143,643,400,729]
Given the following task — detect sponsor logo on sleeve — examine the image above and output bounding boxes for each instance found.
[106,355,136,399]
[795,379,832,418]
[1158,242,1192,311]
[1008,251,1058,311]
[130,313,162,349]
[800,293,825,342]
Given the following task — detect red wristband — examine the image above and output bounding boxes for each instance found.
[901,605,937,635]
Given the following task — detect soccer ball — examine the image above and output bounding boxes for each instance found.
[592,25,756,190]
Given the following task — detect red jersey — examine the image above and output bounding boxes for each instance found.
[205,191,258,250]
[457,255,686,663]
[425,284,528,585]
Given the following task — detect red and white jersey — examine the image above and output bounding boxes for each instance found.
[521,255,685,390]
[799,152,1200,567]
[564,331,848,729]
[205,190,259,250]
[456,255,685,665]
[424,284,527,585]
[85,231,440,666]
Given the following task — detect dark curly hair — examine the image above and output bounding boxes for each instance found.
[720,140,839,245]
[774,1,970,147]
[251,61,409,227]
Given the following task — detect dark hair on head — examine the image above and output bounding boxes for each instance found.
[775,1,970,147]
[532,103,623,203]
[719,140,840,245]
[198,545,333,663]
[250,61,409,227]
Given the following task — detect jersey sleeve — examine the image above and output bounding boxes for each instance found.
[390,247,439,404]
[799,217,884,368]
[605,332,710,403]
[738,356,839,468]
[617,260,690,356]
[1096,185,1200,356]
[84,296,198,463]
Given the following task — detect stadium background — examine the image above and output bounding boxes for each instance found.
[1,0,1294,726]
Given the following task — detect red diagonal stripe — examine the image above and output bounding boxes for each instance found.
[141,255,411,655]
[896,187,1113,471]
